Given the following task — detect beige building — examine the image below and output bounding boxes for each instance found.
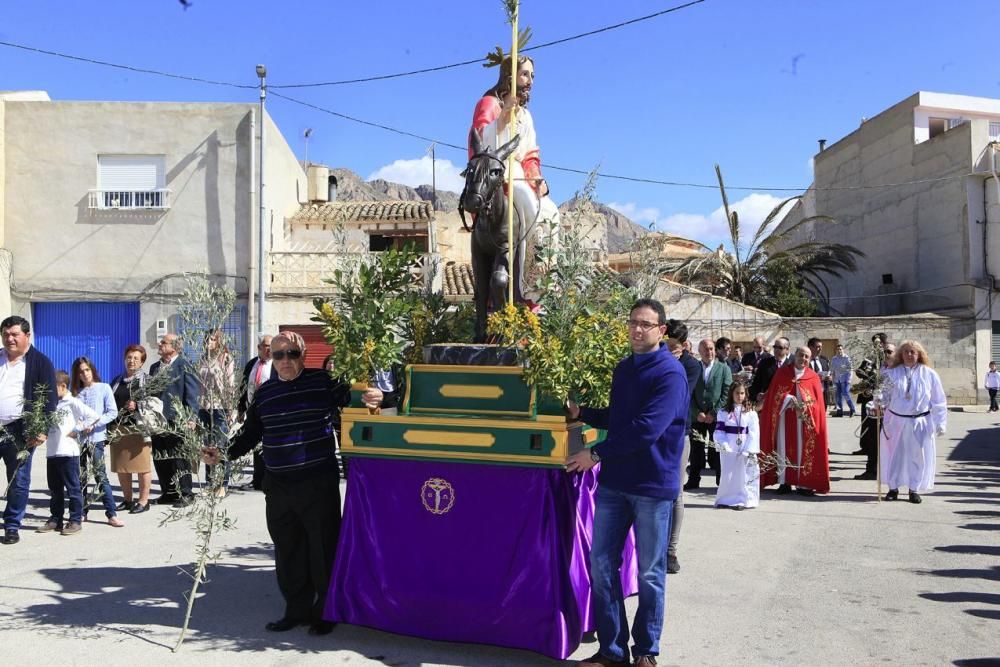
[775,91,1000,402]
[0,91,304,373]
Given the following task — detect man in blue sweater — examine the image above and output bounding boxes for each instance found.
[567,299,689,667]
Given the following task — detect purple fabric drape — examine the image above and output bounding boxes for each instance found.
[325,458,637,659]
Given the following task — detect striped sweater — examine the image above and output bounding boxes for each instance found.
[228,368,350,480]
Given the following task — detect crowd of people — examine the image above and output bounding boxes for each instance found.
[0,304,971,667]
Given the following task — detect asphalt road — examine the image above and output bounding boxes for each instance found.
[0,408,997,666]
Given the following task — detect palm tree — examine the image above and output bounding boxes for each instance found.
[668,165,864,315]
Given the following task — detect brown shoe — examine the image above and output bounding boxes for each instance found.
[578,652,630,667]
[61,522,82,536]
[37,519,61,533]
[634,656,658,667]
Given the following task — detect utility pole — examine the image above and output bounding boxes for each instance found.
[256,64,267,338]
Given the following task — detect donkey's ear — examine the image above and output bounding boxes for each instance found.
[469,127,485,155]
[497,133,521,161]
[459,167,468,178]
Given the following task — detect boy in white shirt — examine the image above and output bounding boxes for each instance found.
[37,371,98,536]
[986,361,1000,413]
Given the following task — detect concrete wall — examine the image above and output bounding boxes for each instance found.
[776,95,991,317]
[653,280,978,403]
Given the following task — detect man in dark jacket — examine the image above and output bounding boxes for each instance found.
[150,334,200,507]
[741,336,771,370]
[237,334,274,490]
[0,316,58,545]
[749,337,792,405]
[664,318,701,575]
[567,299,688,667]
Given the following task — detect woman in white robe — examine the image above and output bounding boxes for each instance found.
[714,382,760,509]
[880,340,947,503]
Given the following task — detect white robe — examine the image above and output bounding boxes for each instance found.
[480,106,561,272]
[880,364,946,492]
[714,407,760,508]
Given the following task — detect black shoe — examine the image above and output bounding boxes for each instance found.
[172,495,194,509]
[129,502,149,514]
[733,505,745,511]
[836,410,843,418]
[265,617,306,632]
[854,471,877,480]
[884,489,899,501]
[3,529,20,545]
[308,620,336,636]
[115,499,134,511]
[667,554,680,574]
[849,411,856,418]
[796,488,816,497]
[776,484,792,495]
[908,491,922,504]
[682,481,700,491]
[154,495,180,505]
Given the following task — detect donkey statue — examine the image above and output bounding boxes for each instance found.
[458,128,523,343]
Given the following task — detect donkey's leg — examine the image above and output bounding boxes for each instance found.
[471,244,491,343]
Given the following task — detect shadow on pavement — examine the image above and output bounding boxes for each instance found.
[935,545,1000,557]
[917,566,1000,582]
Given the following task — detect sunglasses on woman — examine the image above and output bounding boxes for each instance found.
[271,349,303,361]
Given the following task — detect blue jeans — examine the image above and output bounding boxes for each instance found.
[2,422,36,532]
[835,379,856,414]
[81,440,117,517]
[47,455,84,524]
[590,486,674,661]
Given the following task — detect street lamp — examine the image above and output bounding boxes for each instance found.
[256,64,267,340]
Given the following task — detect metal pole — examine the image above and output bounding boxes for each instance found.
[256,64,267,338]
[505,1,519,306]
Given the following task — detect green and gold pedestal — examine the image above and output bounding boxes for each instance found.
[341,349,602,467]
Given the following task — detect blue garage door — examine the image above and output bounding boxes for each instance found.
[32,302,141,380]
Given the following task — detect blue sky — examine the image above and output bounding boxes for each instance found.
[2,0,997,247]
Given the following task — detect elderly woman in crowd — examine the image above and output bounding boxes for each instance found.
[198,329,236,497]
[71,356,124,527]
[879,340,946,504]
[109,344,154,514]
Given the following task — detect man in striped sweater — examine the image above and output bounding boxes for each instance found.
[204,331,382,636]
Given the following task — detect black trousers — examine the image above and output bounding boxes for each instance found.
[264,469,342,621]
[688,421,719,485]
[989,388,998,411]
[859,414,879,475]
[152,433,192,498]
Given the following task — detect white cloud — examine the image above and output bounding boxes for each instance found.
[607,201,661,225]
[367,155,465,193]
[657,192,793,249]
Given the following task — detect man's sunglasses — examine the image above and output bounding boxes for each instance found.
[271,349,303,361]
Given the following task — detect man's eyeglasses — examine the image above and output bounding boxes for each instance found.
[271,349,303,361]
[626,319,662,332]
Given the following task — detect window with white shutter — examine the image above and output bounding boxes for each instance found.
[989,121,1000,142]
[90,155,170,209]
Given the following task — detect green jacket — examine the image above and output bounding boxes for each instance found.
[688,361,733,423]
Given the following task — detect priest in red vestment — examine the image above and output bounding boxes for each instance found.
[758,345,830,495]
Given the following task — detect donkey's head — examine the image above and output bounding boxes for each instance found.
[459,129,521,216]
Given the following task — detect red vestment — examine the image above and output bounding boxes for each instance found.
[758,365,830,493]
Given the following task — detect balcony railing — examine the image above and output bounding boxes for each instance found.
[269,251,439,295]
[88,189,171,210]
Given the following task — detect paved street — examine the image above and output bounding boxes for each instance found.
[0,409,997,666]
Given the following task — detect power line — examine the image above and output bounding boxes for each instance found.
[271,91,964,193]
[0,2,707,92]
[0,40,255,90]
[270,0,707,89]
